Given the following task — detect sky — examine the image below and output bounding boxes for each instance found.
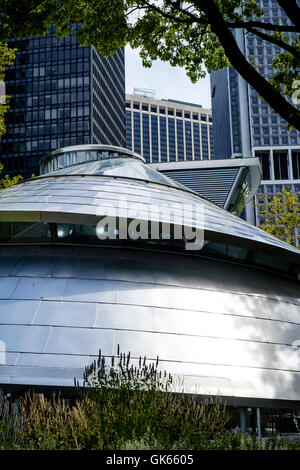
[125,46,212,109]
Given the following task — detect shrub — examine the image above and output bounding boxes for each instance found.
[210,429,288,450]
[0,389,22,449]
[78,346,229,449]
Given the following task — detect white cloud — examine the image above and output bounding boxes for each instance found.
[125,46,211,109]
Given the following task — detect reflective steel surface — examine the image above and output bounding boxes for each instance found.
[0,245,299,402]
[0,146,299,404]
[0,157,298,258]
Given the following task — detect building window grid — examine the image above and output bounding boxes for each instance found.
[184,120,193,161]
[3,32,126,176]
[201,124,209,160]
[176,120,184,161]
[292,152,300,180]
[246,9,300,145]
[125,95,213,163]
[168,118,176,162]
[160,116,168,162]
[193,123,201,160]
[133,111,141,154]
[142,113,150,160]
[151,115,159,162]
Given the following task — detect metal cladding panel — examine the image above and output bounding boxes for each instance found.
[53,258,105,279]
[0,299,39,324]
[17,353,92,369]
[0,247,300,403]
[45,157,187,191]
[0,325,51,353]
[11,278,67,301]
[95,303,300,345]
[113,331,300,371]
[0,257,19,276]
[11,256,57,277]
[34,301,98,328]
[0,278,21,298]
[161,168,240,207]
[44,328,114,356]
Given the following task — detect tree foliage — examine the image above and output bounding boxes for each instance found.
[0,43,21,187]
[257,187,300,247]
[0,41,16,139]
[0,1,299,128]
[0,163,23,188]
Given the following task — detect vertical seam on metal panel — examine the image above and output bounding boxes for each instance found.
[43,326,53,353]
[31,299,42,325]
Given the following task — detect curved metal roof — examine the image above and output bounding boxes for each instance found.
[39,144,146,166]
[0,150,298,263]
[43,157,190,191]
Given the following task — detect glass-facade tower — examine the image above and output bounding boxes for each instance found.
[211,1,300,158]
[125,94,214,163]
[1,25,125,178]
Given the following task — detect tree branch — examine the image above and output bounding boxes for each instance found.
[247,27,300,60]
[196,0,300,130]
[137,0,196,24]
[126,6,147,17]
[225,20,298,33]
[276,0,300,30]
[163,0,204,22]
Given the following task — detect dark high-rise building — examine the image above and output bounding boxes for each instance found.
[210,1,300,160]
[2,25,125,178]
[210,0,300,227]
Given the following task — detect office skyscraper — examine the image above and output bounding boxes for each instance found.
[210,1,300,226]
[1,25,125,178]
[125,93,214,163]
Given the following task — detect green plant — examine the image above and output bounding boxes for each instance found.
[285,438,300,450]
[17,391,107,450]
[77,346,228,449]
[0,390,22,449]
[0,41,16,140]
[256,188,300,247]
[210,428,288,450]
[0,163,23,188]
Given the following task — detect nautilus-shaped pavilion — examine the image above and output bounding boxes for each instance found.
[0,145,299,407]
